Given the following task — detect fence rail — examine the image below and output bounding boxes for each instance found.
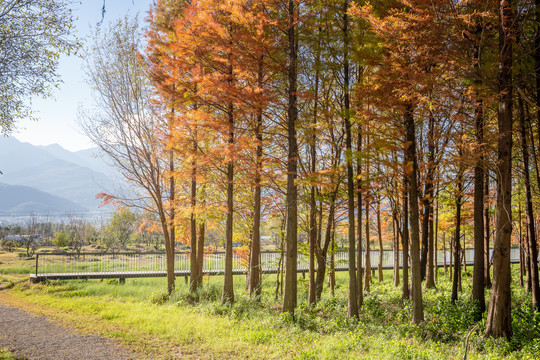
[30,248,521,282]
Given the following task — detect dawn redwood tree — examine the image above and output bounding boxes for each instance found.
[485,0,514,338]
[342,0,358,318]
[283,0,299,315]
[80,15,176,294]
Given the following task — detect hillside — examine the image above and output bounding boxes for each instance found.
[0,182,87,214]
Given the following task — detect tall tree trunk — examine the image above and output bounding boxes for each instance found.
[376,196,384,282]
[518,93,540,309]
[167,149,176,294]
[315,187,338,300]
[443,232,447,275]
[472,80,486,315]
[484,170,492,288]
[330,218,336,297]
[343,0,358,318]
[222,60,235,304]
[283,0,298,315]
[190,139,199,293]
[364,193,371,291]
[197,221,205,288]
[434,194,439,283]
[356,128,364,308]
[424,116,436,287]
[451,170,463,304]
[405,104,424,323]
[402,174,410,301]
[308,25,321,306]
[249,58,264,298]
[393,204,400,287]
[485,0,513,337]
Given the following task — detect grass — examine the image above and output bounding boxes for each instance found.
[0,248,538,359]
[0,348,23,360]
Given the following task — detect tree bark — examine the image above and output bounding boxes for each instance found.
[356,129,364,308]
[484,170,492,288]
[393,202,400,287]
[222,59,235,304]
[308,25,321,306]
[402,173,410,301]
[451,170,463,304]
[472,84,485,315]
[376,196,383,282]
[249,58,264,298]
[283,0,298,315]
[166,149,176,294]
[518,93,540,309]
[485,0,513,337]
[196,221,205,288]
[190,138,199,293]
[405,104,424,323]
[343,0,358,318]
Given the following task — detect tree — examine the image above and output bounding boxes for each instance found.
[53,230,70,248]
[283,0,299,315]
[0,0,78,134]
[485,0,514,338]
[101,209,138,251]
[80,15,176,294]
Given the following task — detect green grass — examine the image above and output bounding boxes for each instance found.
[2,265,538,359]
[0,348,23,360]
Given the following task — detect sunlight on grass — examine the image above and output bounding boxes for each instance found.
[1,264,536,359]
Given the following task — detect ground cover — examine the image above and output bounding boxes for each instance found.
[0,262,538,359]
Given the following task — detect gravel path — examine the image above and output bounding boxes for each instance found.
[0,303,142,360]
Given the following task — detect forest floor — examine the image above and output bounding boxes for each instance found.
[0,250,538,359]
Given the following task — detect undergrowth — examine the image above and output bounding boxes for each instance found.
[6,265,540,359]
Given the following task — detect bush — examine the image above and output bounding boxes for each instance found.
[511,301,540,350]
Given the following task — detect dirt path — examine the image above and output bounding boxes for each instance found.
[0,303,142,360]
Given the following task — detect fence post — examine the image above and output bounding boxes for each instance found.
[35,253,39,277]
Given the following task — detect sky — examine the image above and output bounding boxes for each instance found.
[12,0,154,152]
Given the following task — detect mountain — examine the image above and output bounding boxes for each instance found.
[40,144,113,175]
[0,182,87,214]
[0,137,116,210]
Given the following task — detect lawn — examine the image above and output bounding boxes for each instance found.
[0,252,538,359]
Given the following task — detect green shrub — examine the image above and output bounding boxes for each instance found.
[510,301,540,350]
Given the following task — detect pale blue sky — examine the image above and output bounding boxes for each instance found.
[13,0,154,152]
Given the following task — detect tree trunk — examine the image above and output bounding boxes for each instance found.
[356,128,364,308]
[434,195,439,282]
[222,61,235,304]
[484,170,492,288]
[472,84,485,315]
[330,217,336,297]
[308,25,321,306]
[167,149,176,294]
[283,0,298,315]
[393,206,400,287]
[190,139,199,293]
[376,196,383,282]
[402,174,410,301]
[451,171,463,304]
[485,0,513,337]
[249,58,264,298]
[364,193,371,292]
[518,93,540,309]
[315,188,338,300]
[424,116,436,288]
[343,0,358,317]
[405,104,424,323]
[197,221,205,288]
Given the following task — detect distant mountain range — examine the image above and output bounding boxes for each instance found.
[0,182,86,214]
[0,137,117,214]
